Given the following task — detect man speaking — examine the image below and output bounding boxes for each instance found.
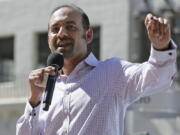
[16,4,177,135]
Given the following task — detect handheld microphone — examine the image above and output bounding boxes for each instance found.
[43,52,64,111]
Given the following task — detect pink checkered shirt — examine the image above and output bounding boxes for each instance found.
[16,43,177,135]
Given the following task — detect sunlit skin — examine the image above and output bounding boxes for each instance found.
[145,13,171,50]
[28,10,171,106]
[48,7,93,75]
[28,7,93,105]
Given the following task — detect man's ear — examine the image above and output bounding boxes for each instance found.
[85,28,93,44]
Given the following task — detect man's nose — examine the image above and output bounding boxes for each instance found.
[57,27,67,37]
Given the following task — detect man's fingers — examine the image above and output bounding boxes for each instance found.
[163,19,168,25]
[145,13,153,25]
[146,14,170,37]
[44,66,56,76]
[145,13,171,50]
[29,75,42,83]
[158,17,163,23]
[163,19,170,34]
[29,69,44,84]
[158,17,164,37]
[29,66,56,84]
[164,24,170,34]
[145,13,158,34]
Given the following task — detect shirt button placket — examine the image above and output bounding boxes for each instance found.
[62,90,70,135]
[62,128,68,135]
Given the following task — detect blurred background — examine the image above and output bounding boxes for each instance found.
[0,0,180,134]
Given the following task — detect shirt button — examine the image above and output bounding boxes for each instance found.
[168,52,172,55]
[64,108,68,114]
[62,128,68,135]
[65,91,69,95]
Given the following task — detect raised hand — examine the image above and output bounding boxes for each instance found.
[145,13,171,50]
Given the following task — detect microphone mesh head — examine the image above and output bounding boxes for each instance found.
[47,52,64,70]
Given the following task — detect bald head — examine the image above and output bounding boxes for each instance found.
[49,4,90,31]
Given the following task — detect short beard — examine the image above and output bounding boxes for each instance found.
[82,32,92,54]
[82,32,86,40]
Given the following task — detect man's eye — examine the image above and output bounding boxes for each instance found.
[51,27,59,33]
[66,25,77,31]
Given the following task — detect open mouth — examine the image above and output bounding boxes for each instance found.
[55,38,74,52]
[56,38,73,45]
[56,42,73,48]
[56,42,73,52]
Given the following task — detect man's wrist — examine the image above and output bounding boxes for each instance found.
[29,98,41,108]
[154,41,172,51]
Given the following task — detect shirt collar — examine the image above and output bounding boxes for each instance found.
[58,53,99,80]
[84,53,99,67]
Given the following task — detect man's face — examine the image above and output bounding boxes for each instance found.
[48,7,88,60]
